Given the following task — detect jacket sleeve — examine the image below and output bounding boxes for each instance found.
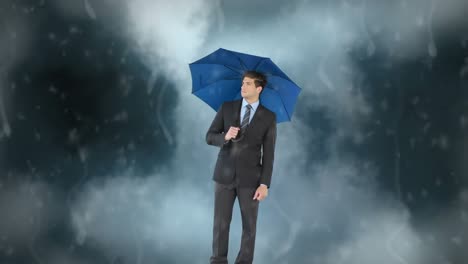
[206,103,230,148]
[260,114,277,189]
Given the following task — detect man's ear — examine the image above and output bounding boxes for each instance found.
[257,86,263,94]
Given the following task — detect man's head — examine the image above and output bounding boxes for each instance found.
[241,71,267,102]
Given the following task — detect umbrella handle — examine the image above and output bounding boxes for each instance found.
[229,117,242,142]
[230,126,246,142]
[231,134,244,142]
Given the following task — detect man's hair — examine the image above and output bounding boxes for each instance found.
[242,71,267,93]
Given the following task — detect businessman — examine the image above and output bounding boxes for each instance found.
[206,70,277,264]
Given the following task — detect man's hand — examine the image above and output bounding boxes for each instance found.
[253,185,268,201]
[224,126,240,141]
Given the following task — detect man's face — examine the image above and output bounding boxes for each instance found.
[241,77,262,100]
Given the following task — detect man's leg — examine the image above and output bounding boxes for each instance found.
[210,182,237,264]
[234,187,259,264]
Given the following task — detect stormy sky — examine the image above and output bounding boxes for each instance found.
[1,0,468,263]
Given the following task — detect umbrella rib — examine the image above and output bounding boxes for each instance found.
[224,64,243,74]
[251,59,297,85]
[253,58,296,84]
[265,87,292,121]
[197,76,243,89]
[225,49,249,70]
[191,62,243,75]
[265,76,302,92]
[253,58,268,72]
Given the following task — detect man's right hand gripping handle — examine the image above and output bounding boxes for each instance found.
[206,103,237,147]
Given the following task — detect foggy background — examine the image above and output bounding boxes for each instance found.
[1,0,468,263]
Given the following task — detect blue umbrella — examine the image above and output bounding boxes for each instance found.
[189,48,301,123]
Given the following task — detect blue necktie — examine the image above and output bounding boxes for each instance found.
[241,104,252,133]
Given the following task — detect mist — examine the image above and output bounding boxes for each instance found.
[0,0,467,263]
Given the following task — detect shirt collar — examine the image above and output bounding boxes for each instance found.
[242,98,260,112]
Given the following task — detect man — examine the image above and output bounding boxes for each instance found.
[206,70,277,264]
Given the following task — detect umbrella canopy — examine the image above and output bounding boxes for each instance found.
[189,48,301,123]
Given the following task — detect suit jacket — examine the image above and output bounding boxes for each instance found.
[206,99,277,189]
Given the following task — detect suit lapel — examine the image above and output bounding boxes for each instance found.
[244,103,264,136]
[232,99,242,127]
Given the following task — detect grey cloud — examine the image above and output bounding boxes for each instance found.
[71,170,213,262]
[0,177,61,247]
[0,3,33,140]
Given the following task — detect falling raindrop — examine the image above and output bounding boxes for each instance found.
[427,0,438,58]
[84,0,97,20]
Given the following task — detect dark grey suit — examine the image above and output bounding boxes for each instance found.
[206,99,277,264]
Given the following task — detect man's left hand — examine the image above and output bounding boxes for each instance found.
[253,185,268,201]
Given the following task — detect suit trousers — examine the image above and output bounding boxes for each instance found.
[210,181,259,264]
